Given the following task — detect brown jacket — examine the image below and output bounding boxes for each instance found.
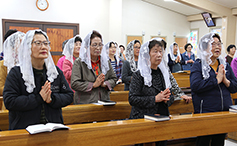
[71,58,117,104]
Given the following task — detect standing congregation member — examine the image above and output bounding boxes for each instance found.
[71,30,117,104]
[181,43,195,70]
[231,50,237,78]
[121,40,141,91]
[168,42,184,73]
[62,35,82,91]
[119,45,126,62]
[0,31,25,96]
[190,33,237,146]
[3,30,73,130]
[104,41,123,83]
[226,44,236,65]
[57,39,69,70]
[129,39,190,146]
[0,29,18,61]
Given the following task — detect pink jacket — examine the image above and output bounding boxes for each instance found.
[62,57,76,92]
[231,58,237,78]
[57,56,66,70]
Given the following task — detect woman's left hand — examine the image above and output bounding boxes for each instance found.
[101,82,107,88]
[223,70,230,87]
[181,95,192,103]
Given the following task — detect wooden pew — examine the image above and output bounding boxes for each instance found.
[62,102,131,125]
[0,100,193,131]
[113,83,124,91]
[169,99,193,115]
[172,71,190,88]
[0,102,131,131]
[0,111,237,146]
[110,91,129,102]
[228,93,237,141]
[0,96,2,110]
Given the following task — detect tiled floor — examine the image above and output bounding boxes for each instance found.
[226,139,237,146]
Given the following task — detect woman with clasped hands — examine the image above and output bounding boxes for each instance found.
[129,39,173,146]
[71,30,117,104]
[190,33,237,146]
[3,30,73,130]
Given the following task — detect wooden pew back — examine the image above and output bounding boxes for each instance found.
[169,99,194,114]
[172,71,190,88]
[113,83,124,91]
[1,111,237,146]
[0,102,132,131]
[63,102,131,125]
[110,91,129,102]
[0,100,193,131]
[0,96,2,110]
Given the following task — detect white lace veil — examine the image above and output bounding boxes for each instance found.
[169,42,182,61]
[104,41,120,66]
[18,29,58,93]
[62,35,81,64]
[138,38,171,88]
[157,38,171,89]
[3,31,25,73]
[79,30,110,75]
[197,32,227,80]
[125,40,137,72]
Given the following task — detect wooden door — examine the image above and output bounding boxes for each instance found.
[175,37,187,54]
[43,25,77,64]
[3,19,79,64]
[126,35,143,45]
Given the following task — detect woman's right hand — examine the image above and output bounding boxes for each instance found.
[93,73,105,88]
[155,88,171,102]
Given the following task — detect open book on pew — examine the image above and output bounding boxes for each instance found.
[26,123,69,134]
[144,114,170,122]
[97,100,116,106]
[229,105,237,113]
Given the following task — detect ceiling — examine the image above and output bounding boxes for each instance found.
[209,0,237,9]
[142,0,237,16]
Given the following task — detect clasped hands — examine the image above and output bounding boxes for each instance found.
[39,80,52,103]
[155,88,192,104]
[216,64,230,87]
[155,88,171,103]
[175,56,180,63]
[93,73,107,88]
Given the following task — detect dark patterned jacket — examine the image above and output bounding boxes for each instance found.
[129,68,169,119]
[129,68,185,119]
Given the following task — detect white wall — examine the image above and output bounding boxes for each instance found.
[190,18,223,42]
[0,0,110,52]
[0,0,191,52]
[122,0,190,47]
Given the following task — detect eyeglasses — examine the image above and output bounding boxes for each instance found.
[33,41,50,47]
[134,46,140,49]
[211,42,222,47]
[91,43,103,48]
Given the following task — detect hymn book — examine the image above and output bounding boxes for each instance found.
[98,100,116,106]
[144,114,170,122]
[26,123,69,134]
[229,105,237,113]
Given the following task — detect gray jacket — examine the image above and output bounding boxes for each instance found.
[71,58,117,104]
